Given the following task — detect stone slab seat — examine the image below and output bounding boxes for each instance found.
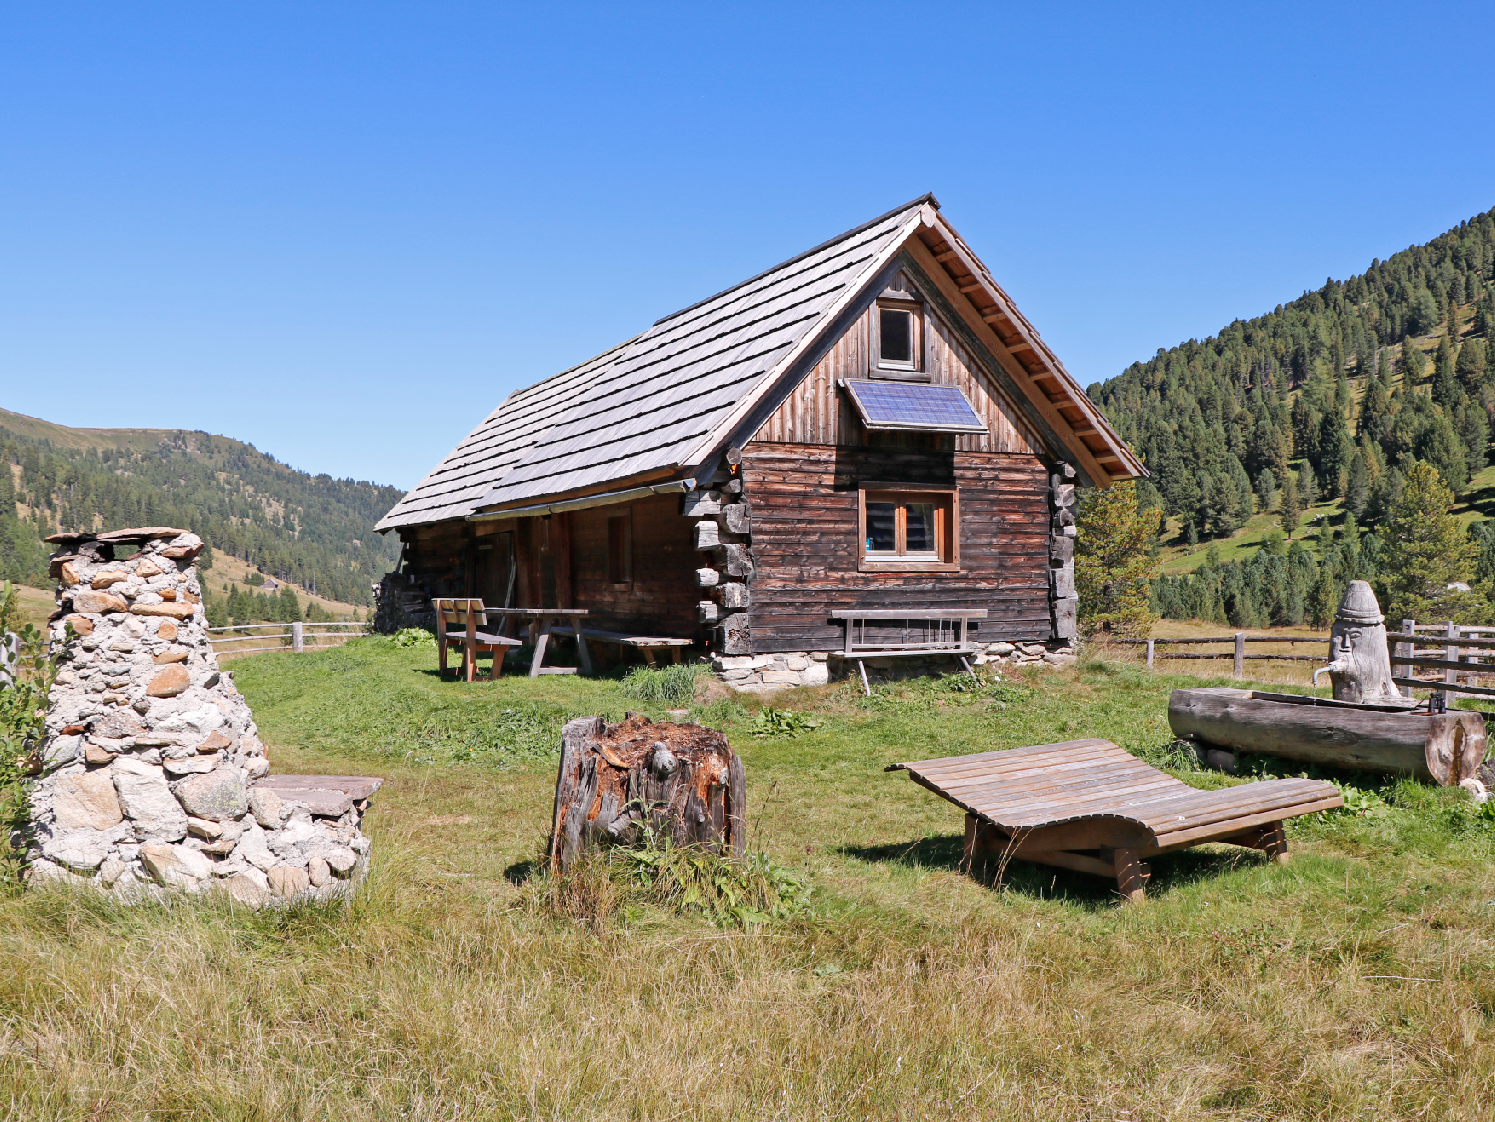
[888,738,1343,902]
[257,775,384,817]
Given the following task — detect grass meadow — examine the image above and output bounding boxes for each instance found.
[2,637,1494,1119]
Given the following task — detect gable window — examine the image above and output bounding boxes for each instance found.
[874,300,923,376]
[607,514,632,586]
[857,482,959,572]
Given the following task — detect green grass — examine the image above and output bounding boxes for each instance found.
[2,636,1494,1118]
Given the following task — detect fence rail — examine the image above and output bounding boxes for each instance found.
[1107,633,1323,677]
[1110,618,1495,699]
[208,620,368,656]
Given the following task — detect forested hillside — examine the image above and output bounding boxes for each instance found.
[1092,207,1494,538]
[0,409,402,606]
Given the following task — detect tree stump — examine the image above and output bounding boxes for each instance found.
[548,713,747,872]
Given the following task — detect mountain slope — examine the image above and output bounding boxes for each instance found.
[1090,207,1495,547]
[1,408,402,605]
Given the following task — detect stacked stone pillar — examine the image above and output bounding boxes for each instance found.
[1049,463,1079,644]
[25,527,375,905]
[685,457,754,656]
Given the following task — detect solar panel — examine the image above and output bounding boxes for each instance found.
[841,380,989,434]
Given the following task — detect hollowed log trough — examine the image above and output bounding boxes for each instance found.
[1168,687,1487,785]
[549,714,747,872]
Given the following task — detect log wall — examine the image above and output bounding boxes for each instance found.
[741,442,1053,652]
[569,493,701,638]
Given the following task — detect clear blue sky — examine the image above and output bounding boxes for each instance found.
[4,3,1493,491]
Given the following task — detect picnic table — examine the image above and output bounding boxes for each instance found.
[435,600,591,679]
[486,607,593,676]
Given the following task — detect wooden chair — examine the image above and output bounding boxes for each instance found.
[889,738,1342,902]
[433,598,522,682]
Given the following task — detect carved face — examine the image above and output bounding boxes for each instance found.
[1331,624,1364,660]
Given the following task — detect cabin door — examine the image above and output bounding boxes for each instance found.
[474,532,517,610]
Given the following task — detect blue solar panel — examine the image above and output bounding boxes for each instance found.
[843,380,988,433]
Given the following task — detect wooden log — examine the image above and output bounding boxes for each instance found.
[548,714,747,872]
[1168,687,1487,785]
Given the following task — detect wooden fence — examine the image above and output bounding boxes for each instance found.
[208,621,368,657]
[1111,619,1495,702]
[1110,634,1324,678]
[1388,619,1495,700]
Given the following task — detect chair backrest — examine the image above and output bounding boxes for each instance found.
[434,598,486,632]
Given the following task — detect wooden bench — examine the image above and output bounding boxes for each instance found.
[888,738,1342,902]
[433,598,523,682]
[581,629,693,667]
[830,608,987,694]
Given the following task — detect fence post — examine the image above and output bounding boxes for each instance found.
[1399,618,1415,697]
[1233,632,1244,680]
[1444,620,1458,699]
[292,620,304,654]
[1145,639,1155,670]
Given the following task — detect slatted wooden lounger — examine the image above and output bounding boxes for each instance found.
[888,738,1343,902]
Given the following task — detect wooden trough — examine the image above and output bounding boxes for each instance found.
[1168,687,1487,786]
[889,739,1341,902]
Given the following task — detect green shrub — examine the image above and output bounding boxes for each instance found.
[391,628,436,648]
[748,707,821,737]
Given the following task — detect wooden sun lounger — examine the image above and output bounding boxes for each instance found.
[888,738,1343,902]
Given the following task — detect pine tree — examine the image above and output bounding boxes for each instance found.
[1344,448,1371,517]
[1074,479,1162,638]
[1255,468,1278,510]
[1380,461,1480,621]
[1456,337,1487,392]
[1299,463,1319,510]
[1279,470,1302,538]
[1401,337,1426,384]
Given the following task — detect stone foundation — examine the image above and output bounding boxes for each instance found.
[712,639,1078,692]
[25,526,379,906]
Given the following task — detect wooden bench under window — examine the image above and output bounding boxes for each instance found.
[830,608,987,694]
[580,630,693,667]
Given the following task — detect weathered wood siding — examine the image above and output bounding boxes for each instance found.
[753,282,1042,454]
[742,443,1052,652]
[569,493,701,638]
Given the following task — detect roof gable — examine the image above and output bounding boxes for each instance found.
[377,197,1139,533]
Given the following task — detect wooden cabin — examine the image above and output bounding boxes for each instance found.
[375,195,1143,686]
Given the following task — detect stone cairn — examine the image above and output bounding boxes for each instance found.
[26,526,378,906]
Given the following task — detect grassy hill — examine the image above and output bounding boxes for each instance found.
[0,407,401,613]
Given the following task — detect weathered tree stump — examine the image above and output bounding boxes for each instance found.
[548,713,747,871]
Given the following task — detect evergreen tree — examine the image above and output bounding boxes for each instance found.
[1456,401,1489,476]
[1074,479,1162,637]
[1279,470,1302,537]
[1255,468,1278,511]
[1401,337,1426,384]
[1432,336,1460,407]
[1456,337,1488,392]
[1299,463,1319,510]
[1344,448,1371,517]
[1379,461,1480,622]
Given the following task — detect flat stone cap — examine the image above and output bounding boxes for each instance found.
[258,774,384,802]
[46,526,190,546]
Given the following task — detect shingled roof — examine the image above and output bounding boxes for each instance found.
[376,196,1141,533]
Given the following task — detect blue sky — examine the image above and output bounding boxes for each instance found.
[4,2,1493,490]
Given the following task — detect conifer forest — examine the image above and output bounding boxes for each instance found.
[0,410,402,609]
[1090,205,1495,627]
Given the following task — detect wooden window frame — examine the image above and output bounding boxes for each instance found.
[872,299,928,381]
[857,481,959,572]
[607,512,633,588]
